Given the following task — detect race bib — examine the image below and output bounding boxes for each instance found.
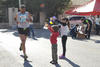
[20,14,27,23]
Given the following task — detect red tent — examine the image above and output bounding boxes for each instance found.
[65,0,100,16]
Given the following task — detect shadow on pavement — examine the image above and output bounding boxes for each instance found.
[62,58,80,67]
[12,29,50,39]
[32,37,38,40]
[72,38,88,42]
[20,55,33,67]
[13,31,19,37]
[34,29,50,39]
[55,64,61,67]
[90,39,100,43]
[95,40,100,43]
[13,31,38,40]
[24,60,33,67]
[0,28,50,39]
[20,55,32,62]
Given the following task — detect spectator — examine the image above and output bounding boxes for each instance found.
[95,15,100,35]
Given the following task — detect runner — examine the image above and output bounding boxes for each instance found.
[15,5,32,60]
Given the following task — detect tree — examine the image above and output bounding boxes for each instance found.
[5,0,19,7]
[1,0,71,17]
[0,0,19,8]
[44,0,71,17]
[25,0,71,17]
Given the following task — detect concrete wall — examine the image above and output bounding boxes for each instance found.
[40,12,46,26]
[0,8,18,29]
[8,8,18,27]
[0,23,9,29]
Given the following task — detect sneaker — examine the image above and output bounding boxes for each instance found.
[32,36,37,40]
[59,55,65,59]
[50,61,58,64]
[19,43,22,51]
[24,55,28,61]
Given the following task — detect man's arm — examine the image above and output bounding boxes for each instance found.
[14,14,20,24]
[87,22,90,30]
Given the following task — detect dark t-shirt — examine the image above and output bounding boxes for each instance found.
[83,19,92,26]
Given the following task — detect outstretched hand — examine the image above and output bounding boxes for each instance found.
[44,23,49,27]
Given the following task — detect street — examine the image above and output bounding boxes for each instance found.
[0,29,100,67]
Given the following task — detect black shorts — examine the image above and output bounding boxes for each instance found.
[18,28,29,36]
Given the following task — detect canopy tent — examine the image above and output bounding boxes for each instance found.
[65,0,100,16]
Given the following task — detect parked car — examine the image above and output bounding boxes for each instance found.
[68,16,86,28]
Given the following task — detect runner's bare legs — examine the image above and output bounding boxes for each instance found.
[19,34,28,60]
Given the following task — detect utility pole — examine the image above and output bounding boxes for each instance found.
[19,0,21,8]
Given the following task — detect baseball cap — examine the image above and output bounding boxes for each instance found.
[21,5,26,8]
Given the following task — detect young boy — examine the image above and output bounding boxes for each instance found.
[46,24,59,64]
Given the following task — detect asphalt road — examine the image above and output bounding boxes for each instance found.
[0,29,100,67]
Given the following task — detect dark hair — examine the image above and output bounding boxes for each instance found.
[97,15,99,18]
[52,25,59,32]
[76,24,79,27]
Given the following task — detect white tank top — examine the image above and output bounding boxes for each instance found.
[17,12,30,28]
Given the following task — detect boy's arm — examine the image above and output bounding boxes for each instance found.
[45,23,54,32]
[48,25,54,33]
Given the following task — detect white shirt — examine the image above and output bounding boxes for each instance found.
[60,25,69,37]
[17,12,30,28]
[95,18,100,25]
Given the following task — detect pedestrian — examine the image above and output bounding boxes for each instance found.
[70,24,79,39]
[15,5,32,60]
[45,24,59,64]
[28,14,35,38]
[95,15,100,35]
[59,18,70,59]
[81,18,92,39]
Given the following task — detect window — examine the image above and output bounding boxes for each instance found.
[0,5,8,23]
[69,16,86,21]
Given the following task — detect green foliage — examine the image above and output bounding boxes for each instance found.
[25,0,41,12]
[0,0,71,17]
[25,0,71,17]
[0,0,19,7]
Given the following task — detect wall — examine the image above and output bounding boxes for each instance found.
[39,12,46,27]
[0,23,9,29]
[8,8,18,27]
